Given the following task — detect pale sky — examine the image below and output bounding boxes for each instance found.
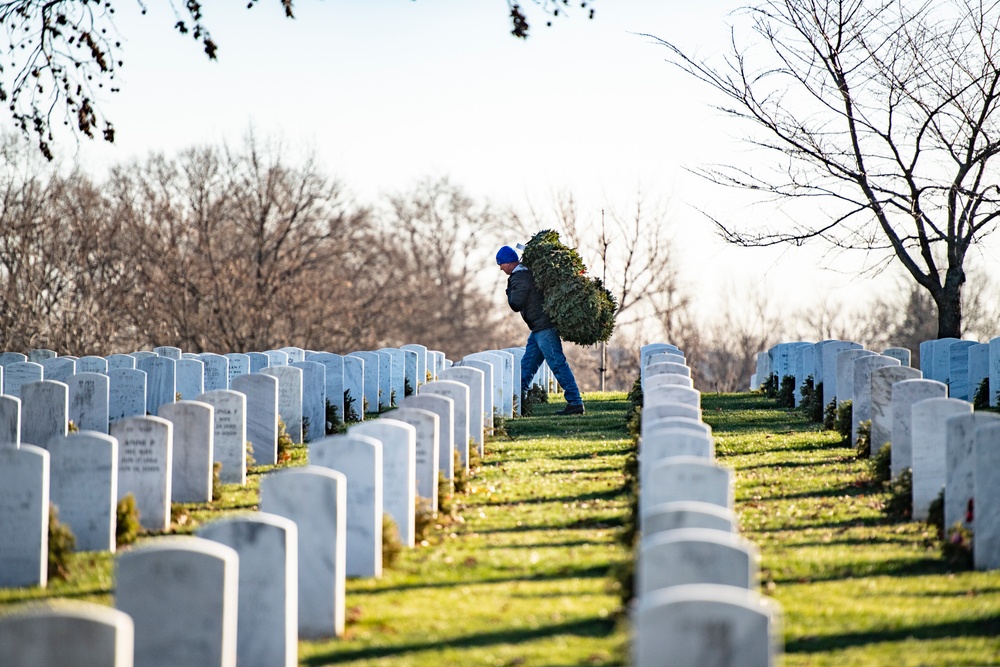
[52,0,992,326]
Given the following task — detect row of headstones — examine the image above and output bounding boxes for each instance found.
[755,338,1000,571]
[0,341,560,588]
[754,336,1000,405]
[0,343,557,443]
[0,344,557,666]
[0,342,559,491]
[631,343,781,667]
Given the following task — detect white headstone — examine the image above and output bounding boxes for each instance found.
[929,338,961,383]
[347,352,380,415]
[644,361,691,384]
[438,366,485,456]
[869,366,922,455]
[264,350,289,367]
[400,393,454,481]
[641,403,702,432]
[464,352,504,422]
[278,347,305,364]
[645,385,701,410]
[990,337,1000,407]
[68,372,111,434]
[645,373,694,391]
[350,419,417,547]
[309,433,383,578]
[882,347,911,367]
[262,365,304,445]
[342,355,364,421]
[108,368,147,424]
[640,457,733,523]
[974,421,1000,570]
[400,344,428,388]
[491,349,516,417]
[835,348,876,407]
[197,390,247,485]
[115,537,238,667]
[0,351,28,366]
[199,353,230,392]
[152,346,182,360]
[454,358,494,433]
[377,349,407,408]
[3,361,43,399]
[106,354,136,371]
[373,350,393,410]
[944,412,1000,531]
[0,395,21,445]
[138,356,176,415]
[640,343,682,368]
[968,343,990,404]
[0,444,49,588]
[48,431,118,552]
[20,380,68,448]
[197,514,298,667]
[640,429,715,480]
[948,340,979,401]
[158,400,215,503]
[890,379,948,479]
[632,585,780,667]
[111,415,173,532]
[852,355,900,435]
[643,416,712,442]
[911,397,971,520]
[420,380,470,470]
[642,500,737,540]
[306,352,345,428]
[40,356,76,383]
[0,601,134,667]
[247,352,270,373]
[390,406,440,511]
[260,466,346,638]
[224,353,250,386]
[637,528,759,597]
[232,373,279,466]
[821,341,863,406]
[291,360,326,443]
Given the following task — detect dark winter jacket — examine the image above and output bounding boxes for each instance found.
[506,265,555,333]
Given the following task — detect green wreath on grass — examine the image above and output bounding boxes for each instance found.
[520,229,618,345]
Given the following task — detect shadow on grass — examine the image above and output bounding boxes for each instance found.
[747,514,900,533]
[737,458,840,471]
[302,616,619,665]
[475,516,625,535]
[770,556,948,584]
[551,449,634,461]
[483,487,626,507]
[785,613,1000,654]
[356,564,613,596]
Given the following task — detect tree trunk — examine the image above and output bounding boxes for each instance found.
[933,275,964,339]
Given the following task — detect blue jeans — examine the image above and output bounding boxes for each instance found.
[521,327,583,406]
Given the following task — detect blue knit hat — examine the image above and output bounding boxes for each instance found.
[496,246,519,265]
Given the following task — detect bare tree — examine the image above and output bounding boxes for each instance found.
[0,135,138,353]
[103,134,364,353]
[1,0,595,159]
[656,0,1000,338]
[378,177,507,359]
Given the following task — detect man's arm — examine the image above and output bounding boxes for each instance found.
[506,272,530,313]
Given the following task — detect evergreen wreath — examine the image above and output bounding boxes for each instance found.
[520,229,617,345]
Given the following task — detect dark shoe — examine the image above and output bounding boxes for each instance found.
[555,403,585,415]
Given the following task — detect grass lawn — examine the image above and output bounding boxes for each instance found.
[3,389,1000,665]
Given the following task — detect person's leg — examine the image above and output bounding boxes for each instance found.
[535,327,583,406]
[520,332,545,398]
